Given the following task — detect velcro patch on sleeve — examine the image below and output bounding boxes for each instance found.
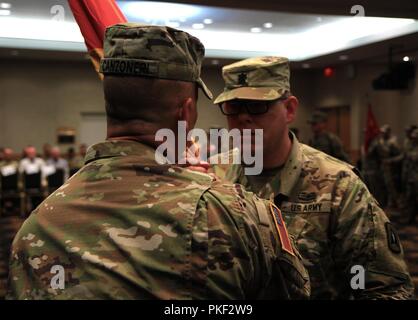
[269,202,295,256]
[385,222,402,254]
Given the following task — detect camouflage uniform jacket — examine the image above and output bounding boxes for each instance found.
[404,142,418,182]
[368,136,403,164]
[309,131,350,163]
[211,133,414,299]
[7,140,309,300]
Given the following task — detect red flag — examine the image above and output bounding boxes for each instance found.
[68,0,127,78]
[364,103,380,151]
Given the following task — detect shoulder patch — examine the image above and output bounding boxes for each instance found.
[269,202,295,256]
[385,222,402,254]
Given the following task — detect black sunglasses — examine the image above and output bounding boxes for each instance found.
[218,97,287,116]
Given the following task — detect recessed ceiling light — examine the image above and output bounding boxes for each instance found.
[339,55,349,61]
[263,22,273,29]
[119,2,200,22]
[166,21,180,28]
[0,9,10,16]
[211,59,219,65]
[250,27,262,33]
[403,56,410,62]
[192,23,205,30]
[0,3,11,9]
[302,63,310,69]
[203,19,213,24]
[10,49,19,56]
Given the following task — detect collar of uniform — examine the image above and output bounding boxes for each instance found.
[84,140,157,165]
[256,131,303,199]
[276,131,303,197]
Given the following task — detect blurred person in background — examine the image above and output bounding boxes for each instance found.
[403,128,418,224]
[368,125,403,208]
[0,148,18,170]
[19,146,45,176]
[402,124,418,195]
[46,146,69,181]
[18,146,46,211]
[71,143,88,170]
[0,147,4,164]
[42,143,52,160]
[308,111,350,163]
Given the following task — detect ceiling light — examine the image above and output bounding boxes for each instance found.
[211,59,219,65]
[250,27,262,33]
[119,2,200,22]
[0,9,10,16]
[339,55,349,61]
[192,23,205,30]
[203,19,213,24]
[0,17,83,42]
[263,22,273,29]
[403,56,410,62]
[316,17,322,22]
[0,3,11,9]
[302,63,310,68]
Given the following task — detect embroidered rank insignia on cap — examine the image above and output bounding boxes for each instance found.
[238,72,248,86]
[269,202,294,256]
[385,222,401,254]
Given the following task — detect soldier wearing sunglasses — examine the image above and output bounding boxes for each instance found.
[210,56,414,300]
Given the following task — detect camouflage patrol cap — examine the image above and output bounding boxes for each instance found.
[100,23,213,99]
[308,111,328,124]
[214,56,290,104]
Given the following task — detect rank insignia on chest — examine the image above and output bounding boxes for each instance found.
[269,202,295,256]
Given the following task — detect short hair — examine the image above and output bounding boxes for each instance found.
[103,76,197,127]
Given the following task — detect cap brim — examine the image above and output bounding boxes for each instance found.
[197,78,213,100]
[213,87,286,104]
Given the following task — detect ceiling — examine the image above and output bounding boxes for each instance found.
[0,0,417,69]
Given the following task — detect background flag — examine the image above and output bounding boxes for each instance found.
[364,103,380,151]
[68,0,127,78]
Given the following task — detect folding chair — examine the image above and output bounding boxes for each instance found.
[47,169,65,194]
[0,173,25,217]
[23,172,45,217]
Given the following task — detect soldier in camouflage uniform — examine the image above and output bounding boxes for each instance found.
[7,24,309,300]
[210,56,414,299]
[367,125,403,208]
[403,125,417,153]
[403,128,418,224]
[402,125,417,194]
[308,111,350,163]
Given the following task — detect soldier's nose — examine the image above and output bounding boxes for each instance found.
[237,111,253,124]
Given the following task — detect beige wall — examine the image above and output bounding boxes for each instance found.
[310,63,417,152]
[0,59,104,152]
[0,58,416,156]
[0,60,229,153]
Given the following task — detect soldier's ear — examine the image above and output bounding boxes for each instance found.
[285,96,298,124]
[178,97,198,132]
